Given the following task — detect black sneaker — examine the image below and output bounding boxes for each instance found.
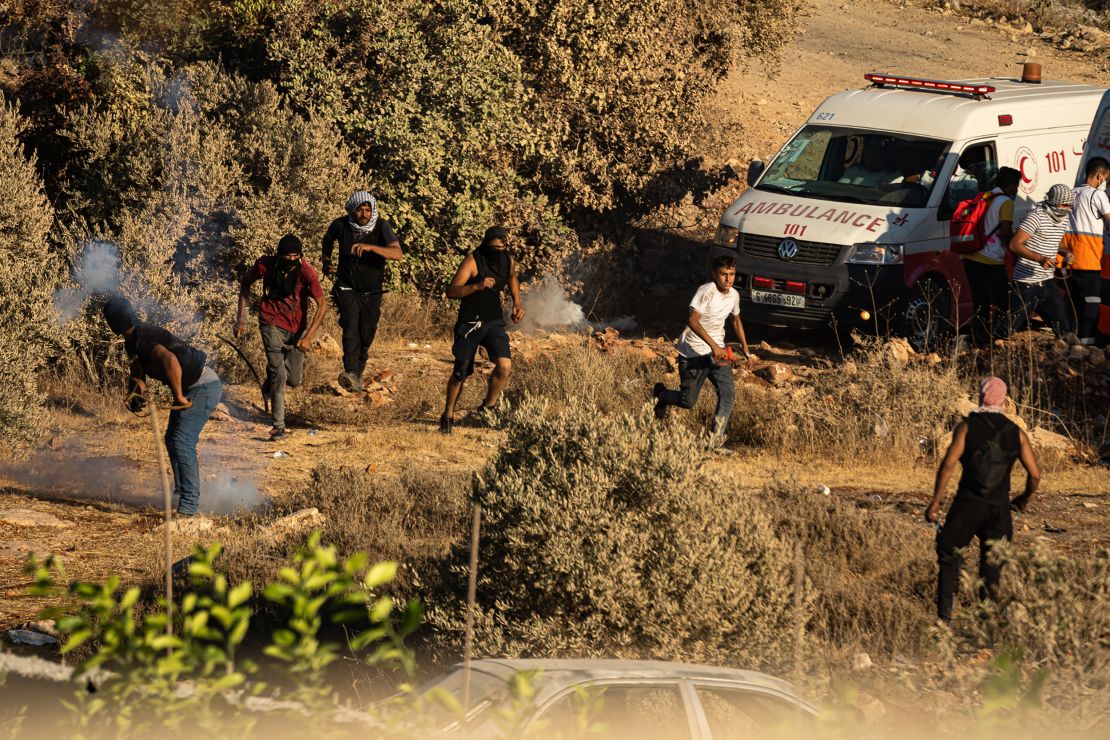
[269,426,286,441]
[439,414,453,435]
[337,372,355,390]
[652,383,669,420]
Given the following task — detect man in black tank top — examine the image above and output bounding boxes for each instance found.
[439,226,524,434]
[102,295,223,517]
[925,377,1040,621]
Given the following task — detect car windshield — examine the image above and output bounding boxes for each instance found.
[758,125,951,208]
[411,668,509,732]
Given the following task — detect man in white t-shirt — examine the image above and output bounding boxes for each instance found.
[1060,157,1110,344]
[653,255,751,449]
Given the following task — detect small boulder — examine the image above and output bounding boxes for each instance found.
[0,509,73,529]
[312,334,343,358]
[754,362,794,387]
[267,508,326,543]
[883,338,913,365]
[851,652,873,672]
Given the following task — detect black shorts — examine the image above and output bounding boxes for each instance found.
[451,319,511,380]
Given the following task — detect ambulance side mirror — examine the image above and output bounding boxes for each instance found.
[747,159,765,187]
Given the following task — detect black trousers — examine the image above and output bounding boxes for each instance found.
[334,287,382,375]
[935,495,1012,621]
[1007,279,1074,337]
[1066,269,1102,341]
[963,260,1009,346]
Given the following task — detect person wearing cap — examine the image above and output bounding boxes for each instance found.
[102,295,222,517]
[321,191,403,391]
[439,226,523,435]
[962,167,1021,347]
[1006,183,1076,337]
[235,234,328,441]
[925,376,1040,622]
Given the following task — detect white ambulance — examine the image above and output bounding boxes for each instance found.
[715,72,1104,347]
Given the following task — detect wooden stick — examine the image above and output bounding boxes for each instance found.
[148,400,174,650]
[461,502,482,735]
[792,540,804,690]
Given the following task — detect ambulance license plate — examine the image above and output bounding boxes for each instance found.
[751,290,806,309]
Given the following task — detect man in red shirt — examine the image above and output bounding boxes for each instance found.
[235,234,328,440]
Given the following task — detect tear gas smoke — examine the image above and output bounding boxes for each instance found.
[53,240,122,323]
[0,442,268,515]
[519,274,637,334]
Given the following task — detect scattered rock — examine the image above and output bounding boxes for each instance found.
[883,338,914,365]
[366,390,391,409]
[5,629,59,648]
[1028,426,1071,454]
[45,436,63,450]
[924,352,942,365]
[374,369,394,384]
[754,362,794,386]
[1022,21,1033,33]
[330,381,351,397]
[312,334,343,358]
[851,652,873,672]
[266,508,326,543]
[156,516,215,536]
[0,509,74,529]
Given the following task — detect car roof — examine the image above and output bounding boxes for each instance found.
[811,77,1104,141]
[455,658,799,696]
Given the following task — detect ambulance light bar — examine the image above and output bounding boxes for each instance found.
[864,73,995,97]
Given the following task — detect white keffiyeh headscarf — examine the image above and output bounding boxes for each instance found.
[345,191,378,235]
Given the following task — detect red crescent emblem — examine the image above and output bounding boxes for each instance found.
[1019,156,1033,183]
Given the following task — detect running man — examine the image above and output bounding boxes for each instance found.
[653,255,751,449]
[440,226,523,434]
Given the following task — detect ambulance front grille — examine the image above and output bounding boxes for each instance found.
[739,234,843,266]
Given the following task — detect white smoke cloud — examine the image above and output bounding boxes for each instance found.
[53,240,123,324]
[519,274,637,335]
[0,442,268,516]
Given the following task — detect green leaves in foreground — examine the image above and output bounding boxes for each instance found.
[26,531,420,736]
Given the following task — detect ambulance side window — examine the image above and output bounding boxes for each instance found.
[941,142,997,218]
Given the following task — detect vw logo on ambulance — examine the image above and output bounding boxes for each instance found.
[777,238,799,260]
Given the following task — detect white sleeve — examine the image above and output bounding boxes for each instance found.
[730,290,741,316]
[689,285,712,313]
[1097,190,1110,218]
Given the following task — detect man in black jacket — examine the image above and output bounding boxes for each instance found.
[321,191,403,391]
[925,376,1040,621]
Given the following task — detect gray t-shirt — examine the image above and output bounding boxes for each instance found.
[1012,206,1066,283]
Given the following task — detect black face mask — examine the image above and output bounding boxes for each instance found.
[264,257,301,300]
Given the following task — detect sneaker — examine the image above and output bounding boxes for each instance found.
[439,414,453,435]
[337,372,355,391]
[652,383,669,420]
[268,426,286,441]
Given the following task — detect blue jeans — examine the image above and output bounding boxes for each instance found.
[164,379,222,515]
[659,353,736,442]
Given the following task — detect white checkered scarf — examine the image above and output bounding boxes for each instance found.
[345,191,378,235]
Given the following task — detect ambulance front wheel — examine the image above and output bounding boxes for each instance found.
[893,277,953,353]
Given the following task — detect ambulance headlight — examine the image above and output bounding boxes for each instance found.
[714,224,739,248]
[846,242,903,265]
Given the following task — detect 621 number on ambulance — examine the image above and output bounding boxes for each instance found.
[713,70,1104,349]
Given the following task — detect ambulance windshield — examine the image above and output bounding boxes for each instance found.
[758,126,952,208]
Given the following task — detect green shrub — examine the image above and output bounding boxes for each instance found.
[0,95,60,449]
[430,397,798,667]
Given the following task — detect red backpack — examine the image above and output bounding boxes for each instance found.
[950,192,1001,254]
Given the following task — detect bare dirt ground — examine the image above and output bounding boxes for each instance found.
[2,0,1108,649]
